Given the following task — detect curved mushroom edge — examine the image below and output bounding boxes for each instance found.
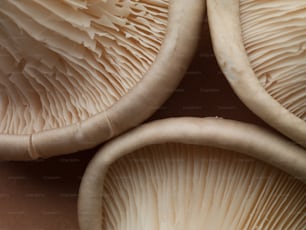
[0,0,205,160]
[78,117,306,230]
[207,0,306,148]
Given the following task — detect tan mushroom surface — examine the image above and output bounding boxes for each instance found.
[102,145,304,230]
[78,118,306,230]
[0,0,204,159]
[241,1,306,120]
[0,0,168,134]
[0,18,275,230]
[0,3,304,229]
[207,0,306,147]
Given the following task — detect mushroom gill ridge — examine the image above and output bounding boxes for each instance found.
[240,0,306,121]
[0,0,168,135]
[102,144,305,230]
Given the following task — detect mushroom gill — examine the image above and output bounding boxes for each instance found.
[0,0,168,134]
[240,1,306,120]
[102,143,305,230]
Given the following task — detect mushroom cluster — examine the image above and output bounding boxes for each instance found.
[0,1,305,230]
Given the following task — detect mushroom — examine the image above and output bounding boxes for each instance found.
[78,117,306,230]
[0,0,204,160]
[207,0,306,147]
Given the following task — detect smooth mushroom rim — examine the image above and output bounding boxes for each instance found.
[0,0,204,160]
[207,0,306,147]
[78,117,306,230]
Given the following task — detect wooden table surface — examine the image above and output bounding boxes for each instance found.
[0,18,271,230]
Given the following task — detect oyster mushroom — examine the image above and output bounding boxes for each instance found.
[207,0,306,147]
[78,118,306,230]
[0,0,204,160]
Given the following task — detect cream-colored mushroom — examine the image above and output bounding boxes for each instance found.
[0,0,204,160]
[78,118,306,230]
[207,0,306,147]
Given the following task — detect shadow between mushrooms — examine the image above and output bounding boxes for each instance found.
[0,0,204,160]
[78,118,306,230]
[207,0,306,147]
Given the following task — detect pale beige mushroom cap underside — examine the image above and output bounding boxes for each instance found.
[207,0,306,147]
[78,117,306,230]
[0,0,204,160]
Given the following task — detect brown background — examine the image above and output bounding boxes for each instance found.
[0,17,273,230]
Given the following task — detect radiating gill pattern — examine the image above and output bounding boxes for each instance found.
[0,0,168,134]
[240,1,306,121]
[102,143,305,230]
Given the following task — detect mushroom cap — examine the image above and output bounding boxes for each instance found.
[78,117,306,230]
[207,0,306,147]
[0,0,204,160]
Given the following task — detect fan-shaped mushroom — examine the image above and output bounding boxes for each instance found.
[0,0,204,160]
[78,118,306,230]
[207,0,306,147]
